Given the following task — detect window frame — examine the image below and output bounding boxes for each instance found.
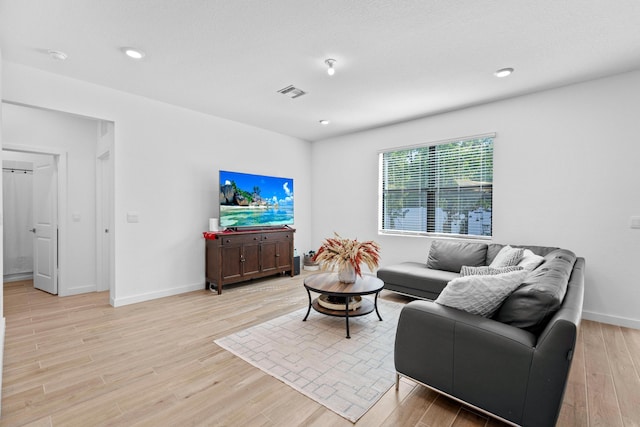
[378,133,495,240]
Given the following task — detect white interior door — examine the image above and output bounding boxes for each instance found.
[32,155,58,294]
[97,151,111,293]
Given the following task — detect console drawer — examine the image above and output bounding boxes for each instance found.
[261,232,292,241]
[220,234,262,245]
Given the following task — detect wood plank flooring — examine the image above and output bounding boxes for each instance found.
[1,274,639,426]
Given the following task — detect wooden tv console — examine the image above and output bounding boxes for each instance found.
[203,227,295,294]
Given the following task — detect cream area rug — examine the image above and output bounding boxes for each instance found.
[214,298,403,423]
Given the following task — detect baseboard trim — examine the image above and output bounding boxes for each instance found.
[582,310,640,330]
[112,281,205,307]
[59,284,97,297]
[3,273,33,283]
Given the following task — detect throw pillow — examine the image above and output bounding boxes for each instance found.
[435,270,529,317]
[517,249,545,271]
[460,265,523,276]
[489,245,525,268]
[426,240,487,273]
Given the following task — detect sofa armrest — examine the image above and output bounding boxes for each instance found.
[521,257,585,427]
[395,300,537,424]
[395,301,457,393]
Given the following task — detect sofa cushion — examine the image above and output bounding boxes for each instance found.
[494,249,577,334]
[485,244,504,267]
[377,262,458,298]
[489,245,525,268]
[435,270,529,317]
[460,265,523,276]
[426,240,487,273]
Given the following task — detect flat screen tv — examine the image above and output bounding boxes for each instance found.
[219,170,294,229]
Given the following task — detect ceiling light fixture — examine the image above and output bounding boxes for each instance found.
[48,50,68,61]
[122,47,146,60]
[319,120,330,125]
[325,59,336,76]
[494,67,514,78]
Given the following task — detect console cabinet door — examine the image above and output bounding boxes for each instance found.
[276,237,292,270]
[242,242,261,276]
[221,245,243,281]
[261,240,278,273]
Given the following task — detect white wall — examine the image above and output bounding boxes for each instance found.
[0,49,4,415]
[2,62,312,307]
[311,70,640,329]
[3,105,99,295]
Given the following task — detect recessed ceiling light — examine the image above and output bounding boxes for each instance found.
[122,47,146,60]
[494,67,514,78]
[319,120,330,125]
[47,50,68,61]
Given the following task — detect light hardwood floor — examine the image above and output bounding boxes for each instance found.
[1,275,639,426]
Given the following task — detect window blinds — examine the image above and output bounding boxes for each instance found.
[379,134,494,238]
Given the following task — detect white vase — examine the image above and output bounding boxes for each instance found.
[338,263,357,283]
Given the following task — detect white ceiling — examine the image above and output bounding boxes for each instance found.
[1,0,640,142]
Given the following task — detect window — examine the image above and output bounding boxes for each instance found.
[379,134,494,238]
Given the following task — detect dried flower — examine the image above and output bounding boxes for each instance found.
[312,233,381,277]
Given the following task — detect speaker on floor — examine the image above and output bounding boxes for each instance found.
[293,256,301,275]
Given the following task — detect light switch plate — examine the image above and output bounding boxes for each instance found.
[630,216,640,229]
[127,212,140,223]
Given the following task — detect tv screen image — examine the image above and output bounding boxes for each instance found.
[219,170,294,229]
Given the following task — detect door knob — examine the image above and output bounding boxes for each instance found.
[29,228,36,233]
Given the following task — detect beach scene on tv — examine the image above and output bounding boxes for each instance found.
[219,170,294,228]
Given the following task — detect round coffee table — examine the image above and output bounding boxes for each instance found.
[303,272,384,339]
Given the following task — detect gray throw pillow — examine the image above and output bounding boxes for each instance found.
[426,240,487,273]
[460,265,523,276]
[435,270,529,317]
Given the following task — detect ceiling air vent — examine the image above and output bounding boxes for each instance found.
[277,85,307,99]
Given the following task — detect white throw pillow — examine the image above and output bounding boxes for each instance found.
[435,270,529,317]
[518,249,545,271]
[490,245,525,268]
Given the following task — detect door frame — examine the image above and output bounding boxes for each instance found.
[3,143,68,295]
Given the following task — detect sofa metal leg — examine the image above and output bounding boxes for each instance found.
[395,373,400,390]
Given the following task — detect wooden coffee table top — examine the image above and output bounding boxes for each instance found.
[303,272,384,296]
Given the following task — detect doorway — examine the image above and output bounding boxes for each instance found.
[2,102,115,303]
[2,155,35,283]
[3,149,60,295]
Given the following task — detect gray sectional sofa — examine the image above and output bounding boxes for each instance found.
[378,240,585,427]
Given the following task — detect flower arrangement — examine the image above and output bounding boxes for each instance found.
[312,233,381,278]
